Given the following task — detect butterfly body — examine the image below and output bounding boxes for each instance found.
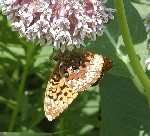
[44,50,114,121]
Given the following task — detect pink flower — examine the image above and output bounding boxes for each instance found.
[0,0,115,52]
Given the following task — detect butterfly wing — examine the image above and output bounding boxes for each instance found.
[44,63,78,121]
[102,57,114,72]
[44,51,113,121]
[60,51,113,92]
[91,56,114,86]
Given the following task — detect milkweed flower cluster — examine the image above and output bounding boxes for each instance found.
[0,0,115,52]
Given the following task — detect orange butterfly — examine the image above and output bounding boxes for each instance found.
[44,51,113,121]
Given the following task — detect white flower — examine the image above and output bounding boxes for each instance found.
[0,0,115,52]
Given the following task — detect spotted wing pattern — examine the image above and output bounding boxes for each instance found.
[58,51,114,92]
[44,51,113,121]
[44,63,78,121]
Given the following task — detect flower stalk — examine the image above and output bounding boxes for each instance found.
[114,0,150,105]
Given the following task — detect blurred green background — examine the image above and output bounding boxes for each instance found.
[1,0,150,136]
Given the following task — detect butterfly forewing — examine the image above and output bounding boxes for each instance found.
[44,63,78,121]
[91,57,114,87]
[59,51,113,92]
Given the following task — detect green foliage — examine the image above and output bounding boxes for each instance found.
[0,0,150,136]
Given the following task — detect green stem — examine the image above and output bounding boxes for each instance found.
[114,0,150,104]
[8,44,35,132]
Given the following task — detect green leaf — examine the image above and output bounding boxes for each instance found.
[100,74,150,136]
[124,0,147,44]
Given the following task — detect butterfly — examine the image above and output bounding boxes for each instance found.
[44,51,113,121]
